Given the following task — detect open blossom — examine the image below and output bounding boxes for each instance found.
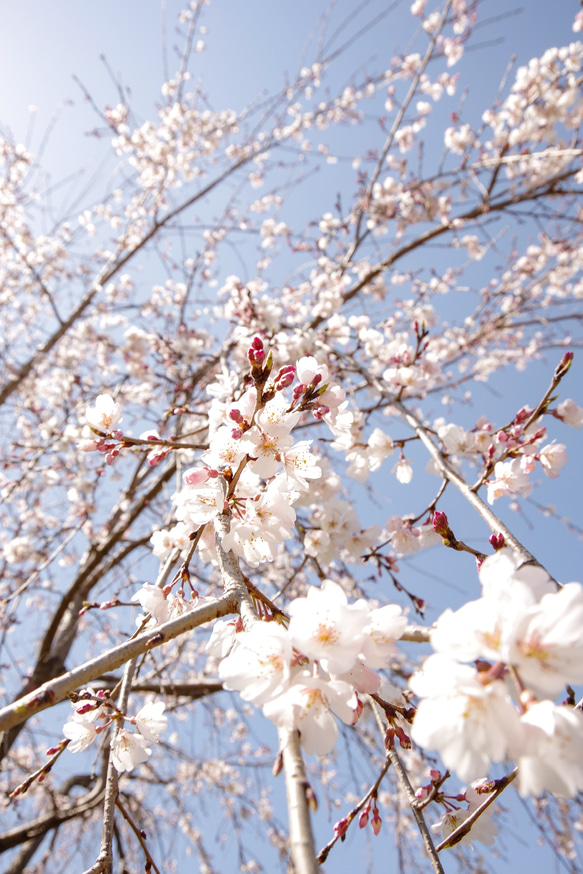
[174,477,225,526]
[385,516,420,555]
[263,673,357,756]
[431,780,498,848]
[132,583,171,625]
[538,441,567,479]
[85,394,123,432]
[135,701,167,743]
[410,655,524,783]
[507,582,583,696]
[358,604,408,669]
[486,458,532,504]
[517,701,583,797]
[63,717,98,753]
[367,428,394,471]
[288,579,368,675]
[218,621,292,705]
[295,355,329,387]
[110,730,151,773]
[281,441,322,489]
[556,398,583,428]
[431,550,583,697]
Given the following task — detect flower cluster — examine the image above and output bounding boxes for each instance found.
[209,579,407,755]
[62,690,167,773]
[410,550,583,796]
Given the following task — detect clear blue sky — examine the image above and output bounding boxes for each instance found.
[1,2,582,872]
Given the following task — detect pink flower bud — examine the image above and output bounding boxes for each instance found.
[371,808,382,836]
[184,467,210,486]
[312,404,330,420]
[228,408,244,424]
[489,532,505,550]
[515,406,531,424]
[359,808,370,828]
[231,427,243,439]
[334,817,349,839]
[432,511,450,538]
[556,351,574,377]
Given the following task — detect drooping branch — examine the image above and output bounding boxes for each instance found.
[83,657,138,874]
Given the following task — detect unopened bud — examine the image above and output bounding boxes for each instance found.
[359,808,370,828]
[555,351,574,378]
[432,510,451,538]
[334,817,349,839]
[489,532,505,550]
[371,807,382,836]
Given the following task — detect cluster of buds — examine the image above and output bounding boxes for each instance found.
[228,407,249,440]
[414,768,447,805]
[248,336,272,385]
[292,371,330,420]
[359,798,383,835]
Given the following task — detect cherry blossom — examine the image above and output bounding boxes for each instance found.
[110,730,152,773]
[135,702,168,743]
[263,673,358,756]
[287,579,368,675]
[85,394,123,432]
[63,717,98,754]
[218,622,292,705]
[3,2,583,870]
[410,655,525,783]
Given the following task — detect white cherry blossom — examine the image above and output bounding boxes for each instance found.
[218,621,292,706]
[288,579,368,675]
[135,701,168,743]
[85,394,123,432]
[110,730,152,773]
[263,673,357,756]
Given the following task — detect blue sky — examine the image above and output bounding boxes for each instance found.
[1,2,583,872]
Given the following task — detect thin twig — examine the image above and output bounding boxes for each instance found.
[370,700,444,874]
[435,768,518,851]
